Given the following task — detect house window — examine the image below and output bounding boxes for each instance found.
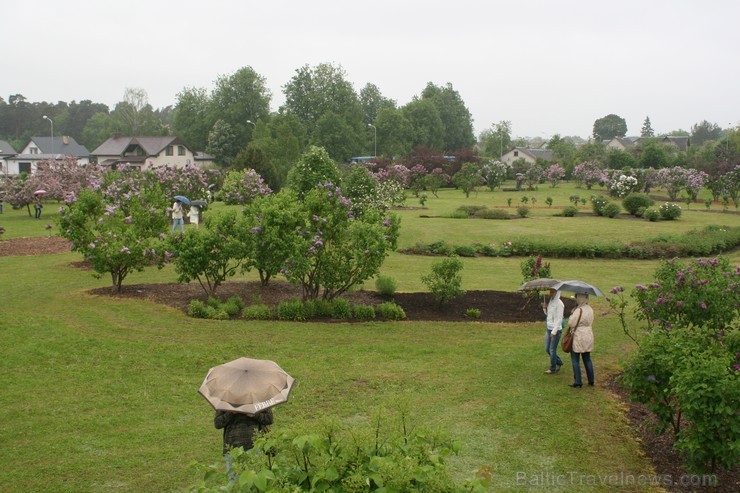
[19,162,32,174]
[178,145,185,156]
[30,147,39,154]
[513,151,519,157]
[166,146,174,156]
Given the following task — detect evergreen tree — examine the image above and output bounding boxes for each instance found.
[641,116,654,137]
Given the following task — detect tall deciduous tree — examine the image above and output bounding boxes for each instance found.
[690,120,722,146]
[478,121,512,159]
[360,83,395,125]
[210,66,271,150]
[375,107,413,158]
[174,86,212,151]
[421,82,475,152]
[593,114,627,140]
[402,98,444,151]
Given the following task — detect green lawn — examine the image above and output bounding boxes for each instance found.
[1,182,737,492]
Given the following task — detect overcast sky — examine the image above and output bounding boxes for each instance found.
[5,0,738,139]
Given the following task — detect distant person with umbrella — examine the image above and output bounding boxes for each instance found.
[34,196,43,219]
[543,288,565,374]
[215,407,274,475]
[566,293,595,388]
[171,197,186,233]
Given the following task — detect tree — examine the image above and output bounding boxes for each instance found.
[639,139,670,168]
[421,82,475,152]
[402,98,444,151]
[478,121,512,159]
[206,119,240,167]
[640,116,654,137]
[174,86,212,151]
[313,111,362,163]
[374,107,413,158]
[452,163,483,197]
[360,83,395,125]
[691,120,722,146]
[592,114,627,140]
[81,112,113,150]
[546,134,578,173]
[110,88,167,136]
[210,66,271,149]
[219,169,272,205]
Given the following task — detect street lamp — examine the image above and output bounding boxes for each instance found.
[246,120,256,128]
[43,115,54,157]
[368,123,376,158]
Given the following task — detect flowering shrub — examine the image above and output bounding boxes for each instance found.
[152,165,209,204]
[452,163,483,197]
[286,146,342,199]
[220,168,272,205]
[407,164,429,197]
[655,166,688,200]
[520,255,552,283]
[573,161,607,189]
[343,165,384,218]
[545,164,565,188]
[167,211,251,297]
[658,202,682,220]
[424,167,450,197]
[58,187,169,291]
[280,182,400,300]
[612,257,739,473]
[480,160,509,191]
[523,165,544,189]
[607,173,639,198]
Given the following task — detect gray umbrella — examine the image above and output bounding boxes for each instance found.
[519,278,561,291]
[551,280,605,297]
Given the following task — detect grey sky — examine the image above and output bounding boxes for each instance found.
[5,0,738,139]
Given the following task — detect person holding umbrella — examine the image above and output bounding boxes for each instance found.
[543,288,565,374]
[171,198,185,233]
[215,408,274,476]
[567,293,595,388]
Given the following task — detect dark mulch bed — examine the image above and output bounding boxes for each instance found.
[0,235,72,256]
[88,280,564,324]
[608,375,739,492]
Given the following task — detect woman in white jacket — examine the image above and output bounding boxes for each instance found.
[567,293,595,388]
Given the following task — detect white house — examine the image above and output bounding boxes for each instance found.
[501,147,553,166]
[4,136,90,175]
[92,136,199,170]
[0,140,16,175]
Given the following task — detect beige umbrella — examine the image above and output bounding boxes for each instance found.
[518,278,561,291]
[198,357,295,416]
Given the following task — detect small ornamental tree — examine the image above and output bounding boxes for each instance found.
[152,165,209,204]
[573,161,607,189]
[0,173,36,216]
[424,167,450,197]
[281,182,400,300]
[656,166,689,201]
[480,160,509,191]
[523,165,545,190]
[520,255,552,283]
[545,164,566,188]
[342,165,383,218]
[683,168,709,204]
[220,168,272,205]
[286,146,342,200]
[31,157,103,201]
[58,187,170,291]
[607,172,640,198]
[407,164,429,197]
[241,191,304,286]
[167,210,251,297]
[451,163,483,198]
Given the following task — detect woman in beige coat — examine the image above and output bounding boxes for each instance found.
[567,293,594,388]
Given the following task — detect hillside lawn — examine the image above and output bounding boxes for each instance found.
[1,181,738,492]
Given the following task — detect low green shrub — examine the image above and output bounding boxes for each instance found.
[562,205,578,217]
[622,193,654,216]
[330,298,352,319]
[428,240,453,256]
[643,207,660,221]
[445,210,470,219]
[659,202,682,220]
[516,205,530,218]
[465,308,481,319]
[377,301,406,320]
[375,275,397,297]
[352,304,376,320]
[277,299,305,321]
[591,195,610,216]
[222,296,245,317]
[456,205,487,216]
[454,245,477,257]
[188,299,209,318]
[602,202,622,218]
[303,299,333,318]
[421,256,465,306]
[474,208,510,219]
[242,304,273,320]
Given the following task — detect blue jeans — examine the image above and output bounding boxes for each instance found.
[544,329,564,372]
[171,218,184,233]
[571,351,594,385]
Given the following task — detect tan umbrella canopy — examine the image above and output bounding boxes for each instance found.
[519,278,561,291]
[198,357,295,416]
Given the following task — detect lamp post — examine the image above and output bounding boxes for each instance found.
[368,123,376,158]
[246,120,256,128]
[43,115,54,157]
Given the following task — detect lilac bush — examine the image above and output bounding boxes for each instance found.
[480,160,510,191]
[573,161,607,189]
[407,164,428,197]
[220,169,272,205]
[655,166,688,200]
[545,164,566,188]
[607,172,640,198]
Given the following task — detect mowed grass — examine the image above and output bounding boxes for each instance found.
[1,181,737,492]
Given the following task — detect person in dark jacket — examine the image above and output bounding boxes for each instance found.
[214,408,274,476]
